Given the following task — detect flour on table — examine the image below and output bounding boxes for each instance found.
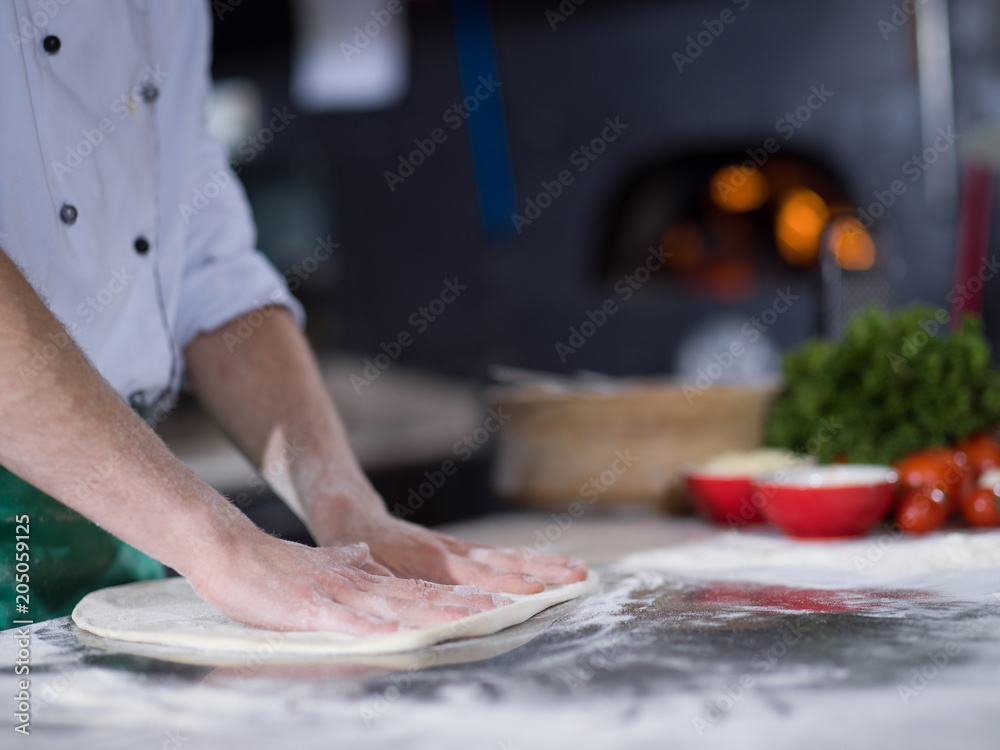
[615,529,1000,590]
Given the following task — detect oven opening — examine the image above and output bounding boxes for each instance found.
[599,149,875,305]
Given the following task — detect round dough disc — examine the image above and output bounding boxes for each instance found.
[71,572,599,657]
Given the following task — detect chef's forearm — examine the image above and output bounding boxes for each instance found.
[0,249,255,576]
[183,307,381,533]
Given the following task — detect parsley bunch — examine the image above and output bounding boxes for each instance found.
[764,305,1000,464]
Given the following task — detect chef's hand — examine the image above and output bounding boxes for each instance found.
[183,307,587,604]
[310,504,589,595]
[187,528,512,635]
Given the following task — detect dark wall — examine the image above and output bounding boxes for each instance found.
[212,0,999,381]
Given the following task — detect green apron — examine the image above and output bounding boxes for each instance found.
[0,465,165,627]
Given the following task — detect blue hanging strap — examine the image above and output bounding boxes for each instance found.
[452,0,518,239]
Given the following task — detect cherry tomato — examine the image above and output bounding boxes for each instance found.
[957,433,1000,474]
[895,488,950,534]
[960,488,1000,527]
[895,448,969,511]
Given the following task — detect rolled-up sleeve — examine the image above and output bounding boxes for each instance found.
[173,23,304,351]
[173,159,305,350]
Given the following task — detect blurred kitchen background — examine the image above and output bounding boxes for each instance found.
[160,0,1000,542]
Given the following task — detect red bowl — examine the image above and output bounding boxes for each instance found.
[686,472,765,526]
[753,465,899,538]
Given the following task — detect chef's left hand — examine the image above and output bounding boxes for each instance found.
[314,508,589,595]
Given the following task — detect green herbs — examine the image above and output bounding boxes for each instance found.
[764,305,1000,464]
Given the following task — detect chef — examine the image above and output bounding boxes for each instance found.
[0,1,585,632]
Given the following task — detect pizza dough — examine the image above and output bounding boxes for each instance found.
[71,572,599,658]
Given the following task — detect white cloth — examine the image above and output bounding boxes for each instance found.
[0,0,303,411]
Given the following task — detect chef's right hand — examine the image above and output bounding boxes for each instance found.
[186,530,511,635]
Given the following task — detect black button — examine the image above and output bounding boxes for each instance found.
[141,83,159,103]
[42,35,60,54]
[134,236,150,255]
[59,203,77,225]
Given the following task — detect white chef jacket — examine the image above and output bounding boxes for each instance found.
[0,0,304,412]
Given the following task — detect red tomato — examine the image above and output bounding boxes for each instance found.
[895,488,950,534]
[895,448,968,511]
[957,433,1000,474]
[960,488,1000,527]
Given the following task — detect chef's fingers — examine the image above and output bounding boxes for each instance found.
[512,547,584,568]
[360,559,394,577]
[353,573,511,610]
[329,541,373,567]
[328,542,396,577]
[467,547,588,584]
[331,587,483,628]
[444,557,547,595]
[468,545,584,568]
[430,532,587,577]
[291,596,401,636]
